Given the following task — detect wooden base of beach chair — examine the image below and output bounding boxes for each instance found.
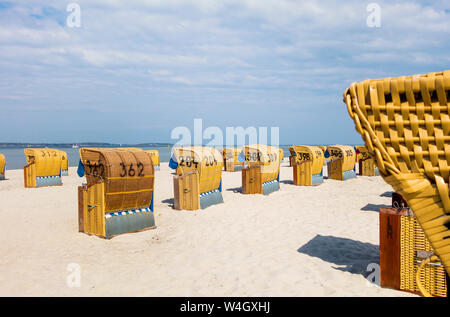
[173,172,223,210]
[24,164,62,188]
[174,172,200,210]
[225,162,234,171]
[78,185,155,239]
[224,162,244,172]
[358,158,375,176]
[327,160,356,181]
[379,208,447,297]
[293,161,323,186]
[242,166,262,194]
[242,166,280,195]
[289,156,296,167]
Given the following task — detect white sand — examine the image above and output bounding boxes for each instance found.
[0,162,416,296]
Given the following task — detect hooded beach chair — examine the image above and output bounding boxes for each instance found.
[222,148,244,172]
[318,146,331,166]
[77,148,155,238]
[355,145,376,176]
[288,145,324,186]
[56,150,69,176]
[240,144,281,195]
[344,70,450,297]
[24,148,63,187]
[170,146,224,210]
[0,154,5,180]
[145,150,160,170]
[325,145,357,181]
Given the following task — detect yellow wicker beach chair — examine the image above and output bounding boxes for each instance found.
[344,70,450,296]
[78,148,155,238]
[24,148,63,187]
[0,154,5,180]
[54,150,69,176]
[355,145,376,176]
[223,148,244,172]
[144,150,160,170]
[318,146,331,165]
[325,145,357,180]
[170,146,224,210]
[241,144,281,195]
[288,145,324,185]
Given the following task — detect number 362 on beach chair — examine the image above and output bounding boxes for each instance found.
[77,148,156,239]
[169,146,224,210]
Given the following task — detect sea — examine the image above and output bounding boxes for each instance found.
[1,145,294,170]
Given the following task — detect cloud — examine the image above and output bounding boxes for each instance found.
[0,0,449,143]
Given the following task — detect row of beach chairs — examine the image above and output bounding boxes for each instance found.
[1,70,449,297]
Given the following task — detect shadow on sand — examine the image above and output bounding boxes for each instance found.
[226,187,242,193]
[161,198,174,208]
[360,203,391,212]
[297,234,379,278]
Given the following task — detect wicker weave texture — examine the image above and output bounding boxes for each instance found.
[344,70,450,275]
[79,148,154,212]
[24,148,63,177]
[144,150,160,166]
[400,215,447,297]
[171,146,223,194]
[326,145,356,172]
[288,145,324,175]
[243,144,280,183]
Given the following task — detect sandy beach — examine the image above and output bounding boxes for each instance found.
[0,161,416,297]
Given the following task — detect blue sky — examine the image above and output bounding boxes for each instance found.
[0,0,449,144]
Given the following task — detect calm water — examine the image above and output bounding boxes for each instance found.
[1,145,293,170]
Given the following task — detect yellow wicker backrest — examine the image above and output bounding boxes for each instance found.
[24,148,63,177]
[326,145,356,172]
[0,154,5,174]
[79,148,154,212]
[243,144,280,183]
[344,70,450,276]
[172,146,223,193]
[145,150,160,166]
[290,145,324,175]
